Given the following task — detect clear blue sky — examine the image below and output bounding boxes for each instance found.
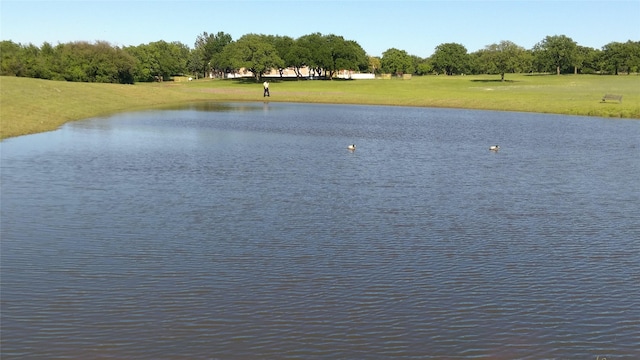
[1,0,639,57]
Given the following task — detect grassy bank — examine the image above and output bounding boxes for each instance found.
[1,74,638,140]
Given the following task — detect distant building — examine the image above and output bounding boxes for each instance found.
[225,66,374,79]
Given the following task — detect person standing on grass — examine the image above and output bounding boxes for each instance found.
[263,80,270,97]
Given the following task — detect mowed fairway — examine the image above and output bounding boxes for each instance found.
[1,74,638,139]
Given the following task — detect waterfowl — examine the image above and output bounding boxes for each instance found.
[489,145,500,151]
[347,144,356,151]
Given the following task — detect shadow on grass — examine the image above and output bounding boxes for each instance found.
[228,77,350,85]
[469,79,518,83]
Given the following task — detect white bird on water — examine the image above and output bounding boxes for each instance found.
[489,145,500,151]
[347,144,356,151]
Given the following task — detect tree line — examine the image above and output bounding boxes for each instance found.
[2,32,638,84]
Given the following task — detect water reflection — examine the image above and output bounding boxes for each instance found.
[162,101,266,113]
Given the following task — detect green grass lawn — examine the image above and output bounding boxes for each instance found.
[1,74,638,140]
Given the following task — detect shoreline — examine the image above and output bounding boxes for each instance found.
[2,75,638,140]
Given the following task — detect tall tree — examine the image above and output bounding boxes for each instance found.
[572,45,595,74]
[149,40,186,80]
[125,44,156,82]
[381,48,414,76]
[532,35,577,75]
[583,48,604,74]
[284,40,311,79]
[298,33,332,78]
[328,37,368,78]
[35,42,56,79]
[602,41,626,75]
[410,55,429,75]
[481,40,528,81]
[368,56,381,74]
[223,34,284,81]
[297,33,368,79]
[602,40,640,75]
[187,48,205,79]
[267,35,295,77]
[414,57,433,75]
[84,41,136,83]
[627,41,640,74]
[194,31,232,77]
[125,41,189,81]
[430,43,469,75]
[0,40,23,76]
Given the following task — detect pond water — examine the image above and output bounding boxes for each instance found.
[1,102,639,359]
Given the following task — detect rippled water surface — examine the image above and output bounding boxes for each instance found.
[2,103,639,359]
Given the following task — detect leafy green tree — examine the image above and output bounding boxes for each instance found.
[430,43,469,75]
[415,60,433,75]
[55,42,92,82]
[109,45,137,84]
[329,38,368,77]
[5,32,635,85]
[298,33,331,78]
[1,41,52,79]
[126,41,189,81]
[571,45,595,74]
[284,41,311,78]
[84,41,135,83]
[602,40,640,75]
[223,34,284,81]
[298,33,368,79]
[324,34,348,78]
[194,31,232,77]
[153,40,189,78]
[35,42,56,79]
[409,55,429,75]
[187,48,205,79]
[582,48,604,74]
[368,56,381,74]
[602,41,626,75]
[626,41,640,73]
[479,40,529,81]
[381,48,414,76]
[467,50,485,74]
[267,35,295,77]
[532,35,577,75]
[325,34,350,78]
[45,41,136,83]
[1,40,23,76]
[19,44,40,78]
[125,44,155,82]
[88,41,116,82]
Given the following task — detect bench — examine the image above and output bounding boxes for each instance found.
[602,94,623,103]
